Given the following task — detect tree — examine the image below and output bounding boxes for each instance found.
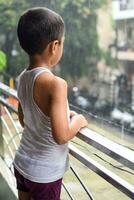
[0,0,107,80]
[0,0,29,77]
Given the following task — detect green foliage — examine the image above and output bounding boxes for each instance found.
[101,49,117,69]
[0,0,108,79]
[0,50,6,71]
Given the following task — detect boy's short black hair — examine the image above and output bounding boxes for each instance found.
[17,7,65,55]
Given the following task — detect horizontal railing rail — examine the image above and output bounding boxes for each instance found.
[0,82,17,99]
[0,82,134,199]
[0,96,17,113]
[77,128,134,170]
[69,144,134,199]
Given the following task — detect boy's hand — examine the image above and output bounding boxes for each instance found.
[70,111,88,128]
[76,114,88,128]
[70,110,77,118]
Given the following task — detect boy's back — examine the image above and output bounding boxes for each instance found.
[14,66,69,183]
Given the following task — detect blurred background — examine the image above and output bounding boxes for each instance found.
[1,0,134,129]
[0,0,134,200]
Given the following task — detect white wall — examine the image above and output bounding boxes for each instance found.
[112,0,134,20]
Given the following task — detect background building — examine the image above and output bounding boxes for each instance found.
[96,0,134,107]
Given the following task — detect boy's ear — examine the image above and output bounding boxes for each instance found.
[49,40,59,55]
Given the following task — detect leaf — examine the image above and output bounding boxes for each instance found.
[0,50,7,71]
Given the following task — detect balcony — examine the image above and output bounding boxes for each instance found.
[0,82,134,200]
[112,0,134,20]
[112,50,134,61]
[117,51,134,60]
[110,41,134,61]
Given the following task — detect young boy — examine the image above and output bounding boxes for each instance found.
[13,7,87,200]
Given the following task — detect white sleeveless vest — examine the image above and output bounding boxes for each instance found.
[13,67,69,183]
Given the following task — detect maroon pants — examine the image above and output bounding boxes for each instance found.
[14,167,62,200]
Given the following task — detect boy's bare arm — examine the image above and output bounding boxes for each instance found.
[18,101,24,128]
[50,77,87,145]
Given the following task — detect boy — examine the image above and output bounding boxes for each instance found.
[14,7,87,200]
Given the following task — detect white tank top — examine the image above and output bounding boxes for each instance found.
[13,67,70,183]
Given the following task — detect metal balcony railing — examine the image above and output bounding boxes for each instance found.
[0,82,134,199]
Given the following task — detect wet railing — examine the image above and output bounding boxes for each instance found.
[0,82,134,200]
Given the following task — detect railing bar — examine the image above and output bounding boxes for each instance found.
[0,96,17,113]
[1,116,18,150]
[70,164,94,200]
[2,134,14,159]
[77,128,134,170]
[4,132,22,151]
[0,82,17,99]
[3,106,21,139]
[62,182,75,200]
[69,144,134,199]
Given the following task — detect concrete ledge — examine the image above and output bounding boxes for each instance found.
[0,157,17,198]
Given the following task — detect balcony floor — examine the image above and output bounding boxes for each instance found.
[0,174,17,200]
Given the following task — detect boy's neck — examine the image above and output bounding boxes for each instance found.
[28,55,52,70]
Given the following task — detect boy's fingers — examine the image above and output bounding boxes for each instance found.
[70,110,77,117]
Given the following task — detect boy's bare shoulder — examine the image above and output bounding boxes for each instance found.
[52,76,67,88]
[50,75,68,97]
[45,75,68,98]
[35,72,67,94]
